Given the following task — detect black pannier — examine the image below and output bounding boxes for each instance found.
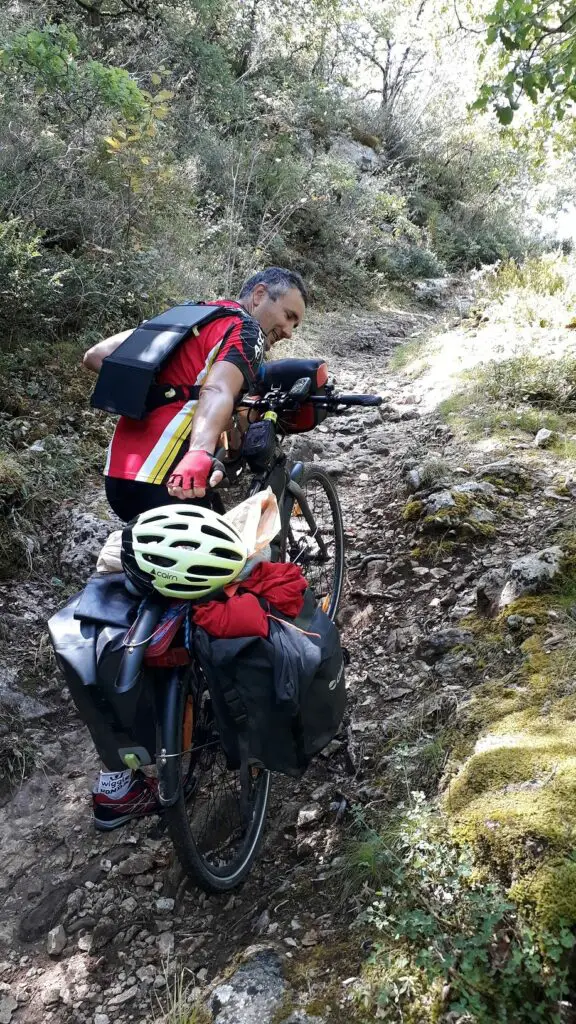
[90,303,249,420]
[48,575,156,771]
[194,591,346,778]
[257,358,329,434]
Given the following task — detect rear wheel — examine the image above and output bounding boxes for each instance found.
[281,465,345,621]
[164,668,271,892]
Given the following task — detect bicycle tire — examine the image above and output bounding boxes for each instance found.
[281,465,345,622]
[164,669,271,892]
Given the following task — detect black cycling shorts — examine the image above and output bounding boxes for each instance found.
[105,477,209,523]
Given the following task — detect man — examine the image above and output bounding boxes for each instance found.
[83,266,307,829]
[84,267,308,523]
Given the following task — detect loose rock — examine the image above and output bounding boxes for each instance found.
[211,950,285,1024]
[297,804,324,829]
[46,925,67,957]
[0,995,17,1024]
[118,853,155,877]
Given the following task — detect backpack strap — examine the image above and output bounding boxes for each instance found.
[147,382,201,410]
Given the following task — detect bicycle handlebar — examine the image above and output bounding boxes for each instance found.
[240,389,382,414]
[309,393,382,408]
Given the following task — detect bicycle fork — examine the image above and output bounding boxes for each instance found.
[155,668,182,808]
[284,463,330,561]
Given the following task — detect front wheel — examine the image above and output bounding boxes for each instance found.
[163,668,271,892]
[281,465,345,622]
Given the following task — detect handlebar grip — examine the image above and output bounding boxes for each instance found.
[339,394,382,406]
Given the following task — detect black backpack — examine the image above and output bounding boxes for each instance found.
[90,303,254,420]
[194,590,346,778]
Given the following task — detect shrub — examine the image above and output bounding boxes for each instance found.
[351,795,574,1023]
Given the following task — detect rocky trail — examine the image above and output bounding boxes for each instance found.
[1,287,574,1024]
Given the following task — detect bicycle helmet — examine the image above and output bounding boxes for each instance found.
[121,504,248,599]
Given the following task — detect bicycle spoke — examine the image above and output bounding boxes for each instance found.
[175,688,265,874]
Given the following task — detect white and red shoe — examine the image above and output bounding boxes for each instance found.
[92,771,160,831]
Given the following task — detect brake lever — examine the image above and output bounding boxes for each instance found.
[213,447,243,489]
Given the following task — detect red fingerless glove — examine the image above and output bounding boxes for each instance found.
[168,450,214,492]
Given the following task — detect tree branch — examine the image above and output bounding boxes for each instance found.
[453,0,485,35]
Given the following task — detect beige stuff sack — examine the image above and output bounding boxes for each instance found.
[96,529,123,573]
[223,487,280,557]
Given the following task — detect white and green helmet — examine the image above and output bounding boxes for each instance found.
[122,504,248,599]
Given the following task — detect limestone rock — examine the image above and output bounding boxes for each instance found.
[155,897,175,915]
[533,428,554,448]
[297,803,324,829]
[424,490,455,515]
[41,987,62,1007]
[477,547,563,615]
[417,628,474,663]
[476,568,507,617]
[499,547,563,609]
[405,468,422,493]
[118,853,155,876]
[329,136,379,172]
[158,931,174,957]
[211,950,285,1024]
[58,510,115,579]
[479,460,528,485]
[285,1014,325,1024]
[46,925,67,957]
[0,995,17,1024]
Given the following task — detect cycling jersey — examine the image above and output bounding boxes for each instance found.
[105,300,264,485]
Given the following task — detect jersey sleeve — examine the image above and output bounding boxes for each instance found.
[214,316,265,389]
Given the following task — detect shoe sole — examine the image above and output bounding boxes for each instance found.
[93,813,134,831]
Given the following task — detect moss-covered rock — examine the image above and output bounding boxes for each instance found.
[510,859,576,929]
[402,499,424,521]
[444,596,576,930]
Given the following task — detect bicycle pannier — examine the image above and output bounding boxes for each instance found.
[48,581,156,770]
[257,358,329,434]
[194,591,346,778]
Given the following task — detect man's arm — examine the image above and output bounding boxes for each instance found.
[167,360,245,500]
[83,329,133,373]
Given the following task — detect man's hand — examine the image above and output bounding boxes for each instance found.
[167,450,226,500]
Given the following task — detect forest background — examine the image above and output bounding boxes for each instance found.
[0,0,575,562]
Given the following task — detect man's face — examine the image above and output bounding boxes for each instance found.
[249,285,306,350]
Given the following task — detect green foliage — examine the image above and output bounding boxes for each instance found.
[0,24,148,124]
[492,256,568,296]
[463,353,576,411]
[352,795,574,1023]
[0,0,543,343]
[476,0,576,125]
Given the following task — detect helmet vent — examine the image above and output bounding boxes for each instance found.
[213,546,244,561]
[186,564,232,578]
[167,582,210,593]
[202,524,233,541]
[142,553,177,568]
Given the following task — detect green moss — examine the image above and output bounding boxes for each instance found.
[423,507,497,538]
[419,539,458,558]
[441,589,576,930]
[498,595,553,623]
[402,499,424,521]
[510,859,576,928]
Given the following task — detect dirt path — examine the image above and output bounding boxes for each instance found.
[1,291,570,1024]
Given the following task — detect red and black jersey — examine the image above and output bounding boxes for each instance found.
[105,300,264,484]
